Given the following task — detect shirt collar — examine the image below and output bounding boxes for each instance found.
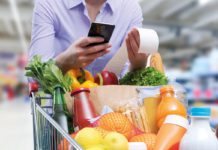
[105,0,117,13]
[67,0,118,13]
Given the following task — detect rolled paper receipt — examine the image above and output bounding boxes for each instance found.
[104,28,159,75]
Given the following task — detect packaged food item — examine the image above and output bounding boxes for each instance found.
[137,86,160,134]
[138,86,161,133]
[180,107,218,150]
[154,115,188,150]
[156,85,187,128]
[143,96,161,133]
[53,85,69,133]
[116,99,151,133]
[71,88,98,130]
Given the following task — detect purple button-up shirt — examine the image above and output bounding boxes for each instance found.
[29,0,143,75]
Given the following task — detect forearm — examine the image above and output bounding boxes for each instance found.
[55,51,73,74]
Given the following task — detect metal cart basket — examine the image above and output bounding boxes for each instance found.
[29,84,83,150]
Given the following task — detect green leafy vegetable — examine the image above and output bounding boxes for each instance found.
[119,67,168,86]
[25,55,72,94]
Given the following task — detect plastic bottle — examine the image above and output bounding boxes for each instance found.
[157,85,187,128]
[71,88,97,131]
[180,107,218,150]
[154,115,188,150]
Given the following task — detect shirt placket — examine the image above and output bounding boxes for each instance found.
[83,2,108,75]
[95,3,106,22]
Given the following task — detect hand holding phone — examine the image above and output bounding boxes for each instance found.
[88,22,115,46]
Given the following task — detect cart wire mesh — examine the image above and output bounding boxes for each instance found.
[30,92,83,150]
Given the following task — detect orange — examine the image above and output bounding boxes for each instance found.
[98,112,134,140]
[95,127,110,138]
[130,133,157,150]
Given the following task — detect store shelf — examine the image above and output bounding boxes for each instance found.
[188,99,218,104]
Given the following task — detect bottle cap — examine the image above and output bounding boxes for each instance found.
[71,88,90,96]
[129,142,147,150]
[54,84,62,89]
[164,115,189,129]
[191,107,211,117]
[160,85,174,94]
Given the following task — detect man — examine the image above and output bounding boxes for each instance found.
[29,0,147,75]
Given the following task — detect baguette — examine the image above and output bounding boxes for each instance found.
[134,110,144,132]
[149,52,165,73]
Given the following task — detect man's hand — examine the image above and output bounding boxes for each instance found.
[55,37,111,73]
[126,28,147,70]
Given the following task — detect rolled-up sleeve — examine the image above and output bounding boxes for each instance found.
[29,1,56,61]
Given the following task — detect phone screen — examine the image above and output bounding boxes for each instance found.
[88,22,115,46]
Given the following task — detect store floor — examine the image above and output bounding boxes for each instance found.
[0,98,33,150]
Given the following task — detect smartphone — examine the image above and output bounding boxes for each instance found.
[88,22,115,46]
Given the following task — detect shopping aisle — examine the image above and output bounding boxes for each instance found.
[0,98,33,150]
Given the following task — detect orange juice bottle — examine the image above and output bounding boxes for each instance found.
[154,115,188,150]
[157,85,187,128]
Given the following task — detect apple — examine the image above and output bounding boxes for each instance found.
[94,71,118,85]
[103,132,128,150]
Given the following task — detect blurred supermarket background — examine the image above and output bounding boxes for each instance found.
[0,0,218,149]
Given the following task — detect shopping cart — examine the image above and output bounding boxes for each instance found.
[29,83,83,150]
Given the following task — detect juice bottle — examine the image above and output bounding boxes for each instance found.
[157,85,187,128]
[154,115,188,150]
[180,107,218,150]
[71,88,97,131]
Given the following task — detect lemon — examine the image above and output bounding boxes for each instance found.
[86,144,109,150]
[103,132,128,150]
[75,128,103,149]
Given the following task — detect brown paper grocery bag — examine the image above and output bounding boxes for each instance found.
[65,85,139,115]
[89,85,139,114]
[65,93,74,114]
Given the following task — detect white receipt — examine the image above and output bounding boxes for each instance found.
[104,28,159,75]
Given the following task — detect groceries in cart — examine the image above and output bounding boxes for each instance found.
[26,55,218,150]
[71,88,98,130]
[53,85,69,133]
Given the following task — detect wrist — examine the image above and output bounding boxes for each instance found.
[55,51,70,74]
[130,58,147,71]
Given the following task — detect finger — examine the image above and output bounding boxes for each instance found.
[129,33,139,54]
[86,49,110,60]
[83,43,111,55]
[80,50,110,62]
[79,37,104,47]
[131,28,140,47]
[126,37,135,59]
